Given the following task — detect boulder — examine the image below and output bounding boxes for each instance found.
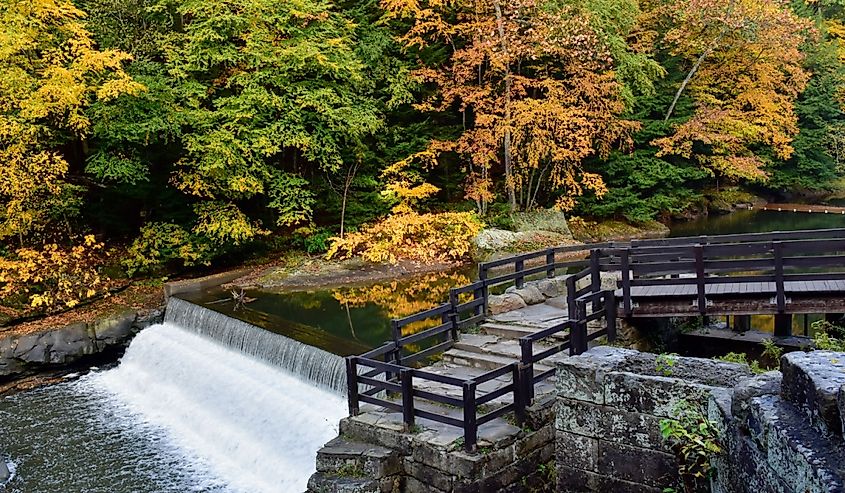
[781,350,845,435]
[487,293,527,315]
[0,458,8,483]
[513,285,545,305]
[512,210,572,237]
[474,229,522,251]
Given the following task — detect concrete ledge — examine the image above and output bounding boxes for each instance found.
[164,268,252,300]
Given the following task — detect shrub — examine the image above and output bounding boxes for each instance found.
[326,211,483,263]
[0,235,107,313]
[123,222,213,276]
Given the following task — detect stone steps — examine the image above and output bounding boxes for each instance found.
[480,322,569,342]
[309,437,401,493]
[442,348,554,374]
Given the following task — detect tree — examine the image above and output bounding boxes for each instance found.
[0,0,142,244]
[154,0,382,243]
[384,0,646,214]
[653,0,813,187]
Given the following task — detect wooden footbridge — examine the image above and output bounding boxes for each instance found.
[345,228,845,452]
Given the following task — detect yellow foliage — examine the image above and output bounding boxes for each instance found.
[333,271,472,337]
[326,211,483,264]
[0,0,143,240]
[0,235,107,313]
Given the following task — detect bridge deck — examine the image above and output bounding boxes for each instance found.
[616,279,845,298]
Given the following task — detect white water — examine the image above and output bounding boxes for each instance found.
[90,322,346,493]
[166,297,348,393]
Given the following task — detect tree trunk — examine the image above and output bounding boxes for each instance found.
[664,31,726,122]
[493,0,516,212]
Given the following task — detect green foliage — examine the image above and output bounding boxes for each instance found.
[812,320,845,351]
[717,352,765,374]
[123,222,213,276]
[655,353,678,376]
[659,401,723,493]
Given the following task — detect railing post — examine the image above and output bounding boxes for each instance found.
[590,249,602,311]
[694,244,706,317]
[566,276,577,346]
[346,357,360,415]
[574,300,589,354]
[479,266,489,314]
[773,241,785,313]
[390,320,403,378]
[546,249,556,278]
[400,369,415,431]
[519,338,535,403]
[512,364,526,425]
[604,290,617,343]
[515,259,525,289]
[462,381,478,453]
[449,288,460,341]
[621,249,632,317]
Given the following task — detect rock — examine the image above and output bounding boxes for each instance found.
[536,278,560,298]
[781,350,845,435]
[513,285,545,305]
[0,458,8,483]
[512,210,572,237]
[474,229,523,251]
[91,307,137,349]
[731,371,782,424]
[487,293,527,315]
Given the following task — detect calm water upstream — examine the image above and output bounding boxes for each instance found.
[2,209,844,492]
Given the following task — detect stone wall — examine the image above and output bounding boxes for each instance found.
[556,347,845,493]
[710,350,845,493]
[0,306,163,379]
[555,347,751,492]
[308,397,558,493]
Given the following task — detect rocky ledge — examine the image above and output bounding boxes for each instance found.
[0,306,163,380]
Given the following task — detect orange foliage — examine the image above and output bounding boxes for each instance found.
[384,0,638,212]
[653,0,813,183]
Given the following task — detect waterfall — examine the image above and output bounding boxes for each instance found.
[165,297,348,394]
[94,322,347,493]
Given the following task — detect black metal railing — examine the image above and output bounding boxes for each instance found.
[345,228,845,453]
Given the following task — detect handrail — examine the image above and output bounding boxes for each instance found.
[345,228,845,454]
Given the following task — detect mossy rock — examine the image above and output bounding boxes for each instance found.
[512,210,572,237]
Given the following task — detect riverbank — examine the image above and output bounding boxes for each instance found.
[0,284,164,395]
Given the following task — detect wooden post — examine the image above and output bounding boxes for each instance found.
[621,250,632,317]
[515,259,525,289]
[604,290,617,343]
[574,300,589,354]
[773,241,785,313]
[774,314,792,337]
[694,244,706,317]
[462,381,478,453]
[400,369,415,431]
[546,249,556,278]
[346,357,359,415]
[479,265,489,312]
[390,320,403,382]
[449,288,460,341]
[519,338,534,403]
[512,364,526,425]
[590,249,602,312]
[733,315,751,332]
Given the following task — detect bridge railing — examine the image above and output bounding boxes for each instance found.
[346,228,845,453]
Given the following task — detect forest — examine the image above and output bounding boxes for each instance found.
[1,0,845,315]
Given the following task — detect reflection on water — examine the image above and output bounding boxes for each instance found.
[182,268,474,355]
[669,209,845,237]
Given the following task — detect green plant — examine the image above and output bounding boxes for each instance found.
[811,320,845,351]
[659,401,723,493]
[335,462,365,478]
[655,353,678,377]
[760,338,783,365]
[716,352,765,374]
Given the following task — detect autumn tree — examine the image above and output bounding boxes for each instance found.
[147,0,383,245]
[0,0,142,244]
[653,0,814,186]
[384,0,646,214]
